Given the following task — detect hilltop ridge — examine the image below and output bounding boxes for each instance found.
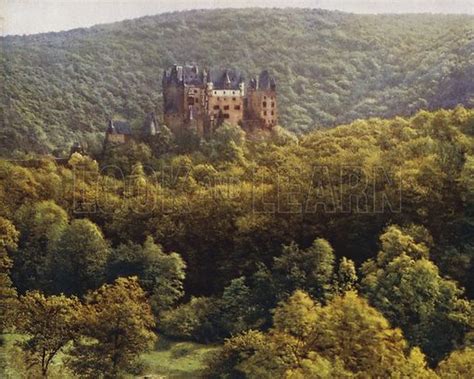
[1,8,473,155]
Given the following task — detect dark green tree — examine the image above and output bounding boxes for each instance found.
[53,219,110,295]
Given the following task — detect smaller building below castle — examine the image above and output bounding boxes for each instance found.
[104,119,132,144]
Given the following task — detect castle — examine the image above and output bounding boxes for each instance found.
[105,64,277,144]
[163,64,277,137]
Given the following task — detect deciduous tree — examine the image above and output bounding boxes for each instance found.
[67,277,156,378]
[53,219,110,295]
[0,217,19,332]
[16,291,81,378]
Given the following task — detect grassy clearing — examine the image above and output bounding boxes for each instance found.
[1,334,219,378]
[140,337,221,378]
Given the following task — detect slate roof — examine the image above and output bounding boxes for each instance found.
[107,120,132,135]
[250,70,276,91]
[163,64,206,86]
[207,69,244,90]
[163,64,245,90]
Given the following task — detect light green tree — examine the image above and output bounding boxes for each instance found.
[436,347,474,378]
[16,291,81,378]
[68,277,156,378]
[361,225,472,363]
[206,291,434,378]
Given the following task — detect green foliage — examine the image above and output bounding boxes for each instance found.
[0,217,19,332]
[436,347,474,378]
[1,10,473,155]
[107,237,186,317]
[102,140,153,176]
[1,107,472,300]
[13,200,68,293]
[334,257,358,294]
[361,225,473,363]
[16,291,81,377]
[273,238,335,302]
[160,297,218,342]
[207,291,435,378]
[207,123,246,163]
[0,107,473,376]
[67,277,157,378]
[53,218,110,295]
[205,330,268,379]
[140,236,186,315]
[216,277,253,337]
[272,290,318,339]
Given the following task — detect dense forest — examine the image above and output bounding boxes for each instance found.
[1,107,473,377]
[1,8,473,155]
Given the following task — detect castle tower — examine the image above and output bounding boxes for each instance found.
[245,70,277,131]
[162,64,207,135]
[162,65,186,133]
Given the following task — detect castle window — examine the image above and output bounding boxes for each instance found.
[271,102,275,108]
[214,91,217,94]
[223,114,230,119]
[232,97,236,101]
[232,91,235,94]
[194,89,198,93]
[263,101,267,107]
[224,105,230,110]
[271,111,274,115]
[264,111,267,116]
[213,105,220,110]
[223,91,226,95]
[234,105,241,110]
[264,96,267,99]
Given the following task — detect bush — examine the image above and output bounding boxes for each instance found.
[160,297,219,342]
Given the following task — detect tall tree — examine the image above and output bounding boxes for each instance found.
[140,236,186,315]
[334,257,358,294]
[361,225,473,363]
[68,277,156,378]
[16,291,81,378]
[0,217,19,334]
[107,237,186,317]
[53,218,110,295]
[272,238,335,302]
[13,200,68,293]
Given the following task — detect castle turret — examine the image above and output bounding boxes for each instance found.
[143,112,158,136]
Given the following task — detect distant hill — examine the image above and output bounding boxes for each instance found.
[1,8,473,155]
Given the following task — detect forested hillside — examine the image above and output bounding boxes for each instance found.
[1,107,473,376]
[1,9,473,155]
